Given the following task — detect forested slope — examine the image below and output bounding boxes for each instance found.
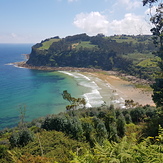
[27,33,160,80]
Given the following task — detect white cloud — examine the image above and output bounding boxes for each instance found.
[118,0,141,10]
[73,12,109,35]
[145,6,157,16]
[110,13,151,35]
[74,12,151,35]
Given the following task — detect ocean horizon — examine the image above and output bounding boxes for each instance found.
[0,44,125,130]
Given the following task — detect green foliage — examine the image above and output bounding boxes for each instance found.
[143,0,163,106]
[18,105,26,129]
[92,117,108,144]
[71,134,163,163]
[62,90,86,110]
[122,53,154,64]
[103,110,118,141]
[75,41,97,49]
[0,145,8,159]
[27,33,159,80]
[41,114,83,140]
[9,130,88,163]
[1,104,163,162]
[152,78,163,107]
[143,107,163,137]
[137,57,161,67]
[116,114,126,137]
[8,153,53,163]
[38,38,60,50]
[130,107,146,123]
[9,129,34,147]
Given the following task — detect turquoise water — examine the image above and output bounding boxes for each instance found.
[0,44,87,129]
[0,44,125,130]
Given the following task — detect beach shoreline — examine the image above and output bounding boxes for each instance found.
[82,72,155,107]
[14,61,155,107]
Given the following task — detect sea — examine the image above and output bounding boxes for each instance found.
[0,44,125,130]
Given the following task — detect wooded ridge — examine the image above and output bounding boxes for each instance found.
[26,33,160,81]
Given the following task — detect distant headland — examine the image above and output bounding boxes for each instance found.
[22,33,158,83]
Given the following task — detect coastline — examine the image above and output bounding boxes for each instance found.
[14,61,103,72]
[14,61,155,107]
[82,72,155,106]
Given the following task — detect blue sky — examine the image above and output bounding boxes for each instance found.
[0,0,156,43]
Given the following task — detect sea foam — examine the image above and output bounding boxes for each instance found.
[59,71,104,107]
[59,71,126,109]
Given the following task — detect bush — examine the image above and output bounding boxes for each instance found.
[0,145,7,158]
[41,115,83,140]
[9,129,34,147]
[130,107,146,123]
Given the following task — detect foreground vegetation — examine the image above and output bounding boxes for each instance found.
[1,103,163,162]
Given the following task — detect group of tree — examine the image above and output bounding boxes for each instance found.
[143,0,163,107]
[62,90,86,110]
[26,33,158,80]
[1,102,163,162]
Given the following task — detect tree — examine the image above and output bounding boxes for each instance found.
[104,110,118,141]
[9,129,34,147]
[9,106,34,148]
[62,90,86,110]
[143,0,163,107]
[130,107,146,123]
[116,114,126,137]
[18,105,26,129]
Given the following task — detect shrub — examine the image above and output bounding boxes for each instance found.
[9,129,34,147]
[0,145,7,158]
[130,107,146,123]
[41,115,83,140]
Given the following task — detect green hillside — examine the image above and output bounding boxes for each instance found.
[38,38,60,50]
[27,33,159,80]
[75,41,97,49]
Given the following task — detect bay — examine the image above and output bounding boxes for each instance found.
[0,44,88,129]
[0,44,126,130]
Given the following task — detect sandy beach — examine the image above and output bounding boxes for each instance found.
[83,72,155,107]
[14,62,155,107]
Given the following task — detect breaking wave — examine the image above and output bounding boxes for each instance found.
[59,71,126,108]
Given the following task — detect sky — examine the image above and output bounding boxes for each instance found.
[0,0,157,43]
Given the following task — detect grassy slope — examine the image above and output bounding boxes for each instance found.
[121,53,154,64]
[111,36,137,43]
[36,35,159,77]
[38,38,60,50]
[110,35,151,44]
[137,57,161,67]
[75,41,97,49]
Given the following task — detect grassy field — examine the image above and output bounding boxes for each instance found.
[75,41,97,49]
[109,35,151,44]
[111,36,137,43]
[137,57,161,67]
[121,53,154,64]
[38,38,60,50]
